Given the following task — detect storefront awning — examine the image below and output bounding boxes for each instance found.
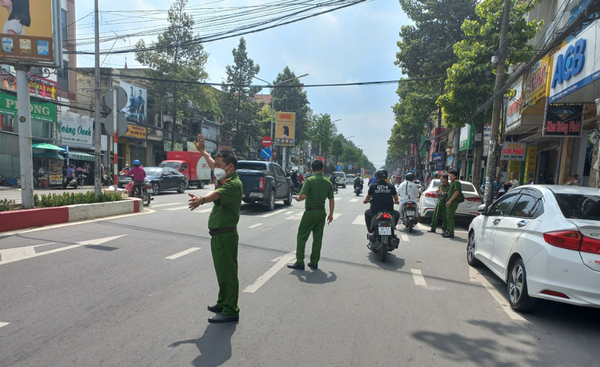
[68,151,95,161]
[33,152,65,160]
[32,143,66,151]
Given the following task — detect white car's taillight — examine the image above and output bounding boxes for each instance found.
[544,230,600,254]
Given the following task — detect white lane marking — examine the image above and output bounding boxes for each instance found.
[352,215,364,225]
[0,322,9,329]
[286,213,303,220]
[152,203,181,208]
[260,209,286,218]
[469,267,528,322]
[284,211,294,215]
[243,252,296,293]
[350,198,359,203]
[164,206,189,211]
[335,197,342,201]
[401,234,410,242]
[248,223,263,229]
[193,208,212,213]
[165,247,201,260]
[330,213,342,222]
[411,269,427,286]
[0,236,126,266]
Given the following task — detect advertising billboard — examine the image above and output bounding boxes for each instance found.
[119,81,147,124]
[543,103,583,137]
[275,111,295,146]
[501,142,526,161]
[58,111,93,149]
[123,124,147,140]
[0,0,61,67]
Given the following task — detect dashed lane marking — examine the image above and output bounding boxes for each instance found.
[350,198,359,203]
[165,247,201,260]
[335,198,342,202]
[248,223,263,229]
[164,206,190,211]
[352,215,364,225]
[411,269,427,286]
[152,203,181,208]
[192,208,212,213]
[243,252,296,293]
[284,211,294,215]
[330,213,342,222]
[260,209,286,218]
[0,322,9,329]
[401,234,410,242]
[469,267,527,322]
[286,213,303,220]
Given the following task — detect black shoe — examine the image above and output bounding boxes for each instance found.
[207,304,223,313]
[307,262,318,270]
[428,228,436,233]
[442,233,454,238]
[208,312,239,323]
[287,262,305,270]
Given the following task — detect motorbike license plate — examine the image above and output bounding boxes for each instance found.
[378,226,392,235]
[406,210,415,216]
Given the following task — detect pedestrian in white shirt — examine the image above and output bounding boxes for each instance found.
[398,173,420,217]
[509,171,519,190]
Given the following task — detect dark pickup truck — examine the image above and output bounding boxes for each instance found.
[237,161,293,210]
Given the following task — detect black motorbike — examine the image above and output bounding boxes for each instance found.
[367,211,400,262]
[401,201,419,233]
[132,180,153,207]
[354,181,363,196]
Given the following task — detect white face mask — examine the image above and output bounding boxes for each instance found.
[214,168,227,181]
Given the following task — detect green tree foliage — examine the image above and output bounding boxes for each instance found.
[309,113,336,156]
[220,37,262,149]
[135,0,212,141]
[272,67,310,143]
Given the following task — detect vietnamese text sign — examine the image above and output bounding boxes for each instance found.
[522,56,549,109]
[0,0,59,66]
[506,77,523,132]
[124,124,147,139]
[543,103,583,137]
[501,142,526,161]
[275,111,295,146]
[432,152,444,161]
[58,111,93,148]
[0,91,56,122]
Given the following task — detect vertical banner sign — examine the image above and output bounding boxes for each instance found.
[275,112,295,146]
[0,0,61,67]
[543,103,583,137]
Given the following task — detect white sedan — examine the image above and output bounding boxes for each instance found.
[467,185,600,311]
[419,179,482,222]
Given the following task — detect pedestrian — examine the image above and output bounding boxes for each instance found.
[565,173,579,186]
[443,170,462,239]
[63,164,77,189]
[509,171,520,189]
[429,174,450,233]
[288,159,335,270]
[188,134,242,324]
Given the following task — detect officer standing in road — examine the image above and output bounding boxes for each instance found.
[444,170,462,239]
[428,174,450,234]
[288,159,335,270]
[188,134,242,323]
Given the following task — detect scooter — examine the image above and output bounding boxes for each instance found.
[401,201,419,233]
[367,211,400,263]
[130,181,153,207]
[354,182,363,196]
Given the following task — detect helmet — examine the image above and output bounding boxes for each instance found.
[133,159,140,167]
[375,169,388,179]
[405,173,415,181]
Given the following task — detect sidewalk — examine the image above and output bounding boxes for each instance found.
[0,186,98,205]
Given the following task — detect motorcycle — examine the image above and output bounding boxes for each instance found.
[128,180,153,207]
[401,200,419,233]
[354,182,363,196]
[367,210,400,263]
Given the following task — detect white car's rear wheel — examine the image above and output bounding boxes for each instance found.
[507,259,536,312]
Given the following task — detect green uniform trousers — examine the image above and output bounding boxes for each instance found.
[296,209,327,265]
[210,231,240,317]
[444,201,459,236]
[430,199,447,231]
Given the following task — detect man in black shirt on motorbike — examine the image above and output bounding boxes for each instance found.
[363,170,400,233]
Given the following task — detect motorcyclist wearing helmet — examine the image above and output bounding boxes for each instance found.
[354,175,363,190]
[399,172,420,217]
[125,159,146,196]
[363,169,400,232]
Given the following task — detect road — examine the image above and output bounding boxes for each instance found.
[1,185,599,367]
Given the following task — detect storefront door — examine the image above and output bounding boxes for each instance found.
[537,149,558,184]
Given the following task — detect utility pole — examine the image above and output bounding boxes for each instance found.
[16,65,33,208]
[93,0,102,196]
[484,0,511,207]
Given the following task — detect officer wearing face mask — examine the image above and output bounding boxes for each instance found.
[188,134,242,324]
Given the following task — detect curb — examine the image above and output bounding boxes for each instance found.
[0,198,141,233]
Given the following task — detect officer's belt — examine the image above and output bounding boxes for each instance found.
[209,227,237,236]
[305,207,325,211]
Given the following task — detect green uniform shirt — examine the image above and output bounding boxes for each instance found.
[438,182,450,202]
[208,172,243,231]
[300,172,334,208]
[447,179,462,203]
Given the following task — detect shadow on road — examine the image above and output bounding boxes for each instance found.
[367,251,405,271]
[170,323,237,367]
[291,268,337,284]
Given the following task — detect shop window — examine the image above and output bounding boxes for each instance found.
[57,60,69,91]
[0,114,15,132]
[61,9,68,44]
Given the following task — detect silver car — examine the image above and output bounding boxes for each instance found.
[418,179,482,223]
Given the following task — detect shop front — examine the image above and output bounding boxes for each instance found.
[57,111,97,186]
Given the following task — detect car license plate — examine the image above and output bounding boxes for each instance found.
[379,226,392,235]
[406,210,415,216]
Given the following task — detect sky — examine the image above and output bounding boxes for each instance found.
[76,0,410,168]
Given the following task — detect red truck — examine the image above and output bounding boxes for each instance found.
[160,151,212,189]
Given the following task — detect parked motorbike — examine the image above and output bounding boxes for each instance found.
[401,201,419,233]
[367,211,400,262]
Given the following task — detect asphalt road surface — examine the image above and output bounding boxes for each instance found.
[1,185,599,367]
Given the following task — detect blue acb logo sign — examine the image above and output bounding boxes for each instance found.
[551,38,586,88]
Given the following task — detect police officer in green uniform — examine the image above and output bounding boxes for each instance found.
[288,159,335,270]
[443,170,462,238]
[428,174,450,233]
[188,134,242,323]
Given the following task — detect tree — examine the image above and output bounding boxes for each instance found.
[135,0,212,147]
[437,0,543,190]
[272,67,310,143]
[309,113,336,156]
[220,37,261,151]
